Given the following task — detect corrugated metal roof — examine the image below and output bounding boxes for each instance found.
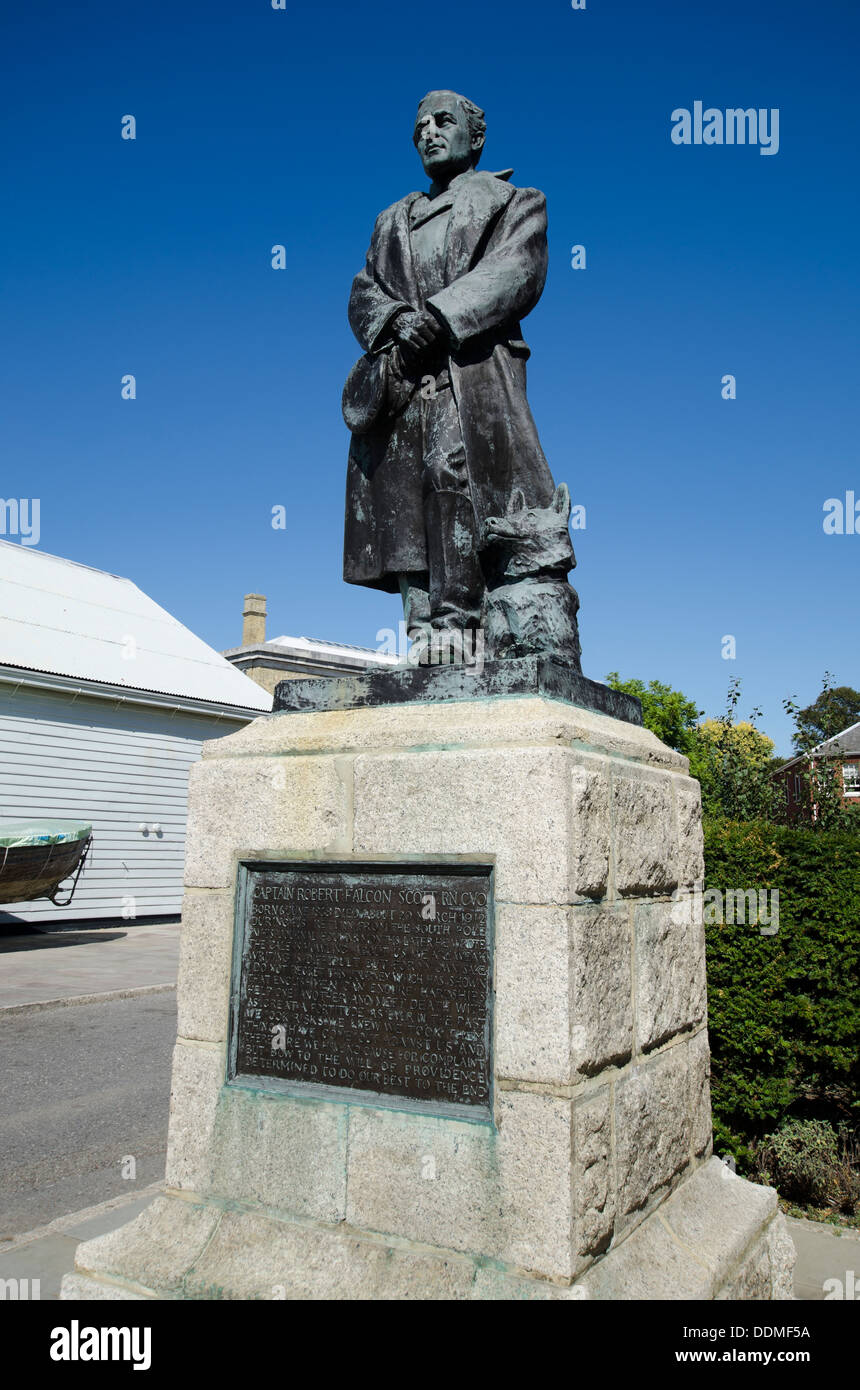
[0,540,273,712]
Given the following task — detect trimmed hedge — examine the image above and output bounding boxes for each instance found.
[703,820,860,1167]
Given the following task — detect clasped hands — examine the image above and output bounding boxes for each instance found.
[390,308,447,370]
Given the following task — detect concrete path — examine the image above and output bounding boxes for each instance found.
[0,1186,162,1300]
[0,920,180,1012]
[788,1215,860,1301]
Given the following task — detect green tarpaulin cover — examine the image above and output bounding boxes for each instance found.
[0,820,92,849]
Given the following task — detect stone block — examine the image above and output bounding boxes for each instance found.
[660,1156,776,1291]
[572,1087,615,1267]
[571,903,633,1076]
[354,746,584,903]
[60,1274,149,1300]
[766,1214,797,1301]
[715,1213,796,1301]
[494,904,571,1083]
[715,1238,772,1300]
[208,1087,348,1223]
[69,1196,220,1293]
[569,761,610,897]
[183,755,351,889]
[471,1267,590,1300]
[689,1028,713,1157]
[612,767,678,896]
[576,1159,795,1300]
[579,1206,713,1300]
[201,696,687,772]
[176,890,234,1043]
[344,1090,574,1280]
[164,1042,224,1192]
[615,1046,691,1222]
[634,897,706,1053]
[183,1209,477,1301]
[495,901,631,1086]
[675,775,705,887]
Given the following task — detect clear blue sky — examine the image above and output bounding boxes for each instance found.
[3,0,858,753]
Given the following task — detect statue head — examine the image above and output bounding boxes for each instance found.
[413,91,486,187]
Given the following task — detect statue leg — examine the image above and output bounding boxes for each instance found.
[424,491,482,630]
[397,573,431,632]
[421,384,483,634]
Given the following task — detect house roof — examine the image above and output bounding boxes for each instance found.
[775,719,860,773]
[223,632,398,673]
[267,635,397,665]
[0,540,272,713]
[813,721,860,757]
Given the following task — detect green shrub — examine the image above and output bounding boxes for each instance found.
[833,1131,860,1214]
[754,1120,859,1213]
[755,1119,840,1205]
[703,819,860,1167]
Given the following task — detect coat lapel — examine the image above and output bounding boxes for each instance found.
[375,192,424,304]
[374,174,516,304]
[444,171,516,280]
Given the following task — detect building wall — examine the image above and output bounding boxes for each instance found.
[237,662,372,695]
[241,664,296,696]
[0,682,251,923]
[772,754,860,822]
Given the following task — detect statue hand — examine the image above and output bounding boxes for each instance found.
[392,309,446,365]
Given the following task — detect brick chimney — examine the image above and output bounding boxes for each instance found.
[242,594,267,647]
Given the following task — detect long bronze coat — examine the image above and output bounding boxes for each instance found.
[343,169,557,593]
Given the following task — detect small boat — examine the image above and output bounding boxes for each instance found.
[0,820,92,907]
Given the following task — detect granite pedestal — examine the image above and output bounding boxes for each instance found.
[61,681,795,1300]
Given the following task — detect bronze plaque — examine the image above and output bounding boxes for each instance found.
[229,863,493,1115]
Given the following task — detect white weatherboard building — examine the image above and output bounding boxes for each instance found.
[0,541,272,924]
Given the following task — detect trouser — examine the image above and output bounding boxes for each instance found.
[398,379,482,633]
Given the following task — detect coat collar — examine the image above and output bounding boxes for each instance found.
[401,170,517,276]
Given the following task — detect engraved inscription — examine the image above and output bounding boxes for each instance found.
[231,867,492,1110]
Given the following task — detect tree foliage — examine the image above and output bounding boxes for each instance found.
[691,679,785,823]
[608,671,858,830]
[704,820,860,1166]
[607,671,860,1185]
[697,719,774,764]
[783,674,860,832]
[605,673,701,756]
[791,674,860,753]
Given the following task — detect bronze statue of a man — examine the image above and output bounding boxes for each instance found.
[342,89,569,650]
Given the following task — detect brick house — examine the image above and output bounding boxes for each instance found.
[772,720,860,821]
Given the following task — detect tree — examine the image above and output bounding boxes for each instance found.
[783,675,860,831]
[696,719,775,765]
[791,675,860,753]
[691,680,783,822]
[607,671,859,830]
[605,673,702,756]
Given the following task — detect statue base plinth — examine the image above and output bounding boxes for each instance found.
[273,655,642,725]
[61,694,794,1301]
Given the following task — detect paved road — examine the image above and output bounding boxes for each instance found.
[0,994,175,1237]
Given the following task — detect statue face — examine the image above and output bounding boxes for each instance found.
[414,92,479,182]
